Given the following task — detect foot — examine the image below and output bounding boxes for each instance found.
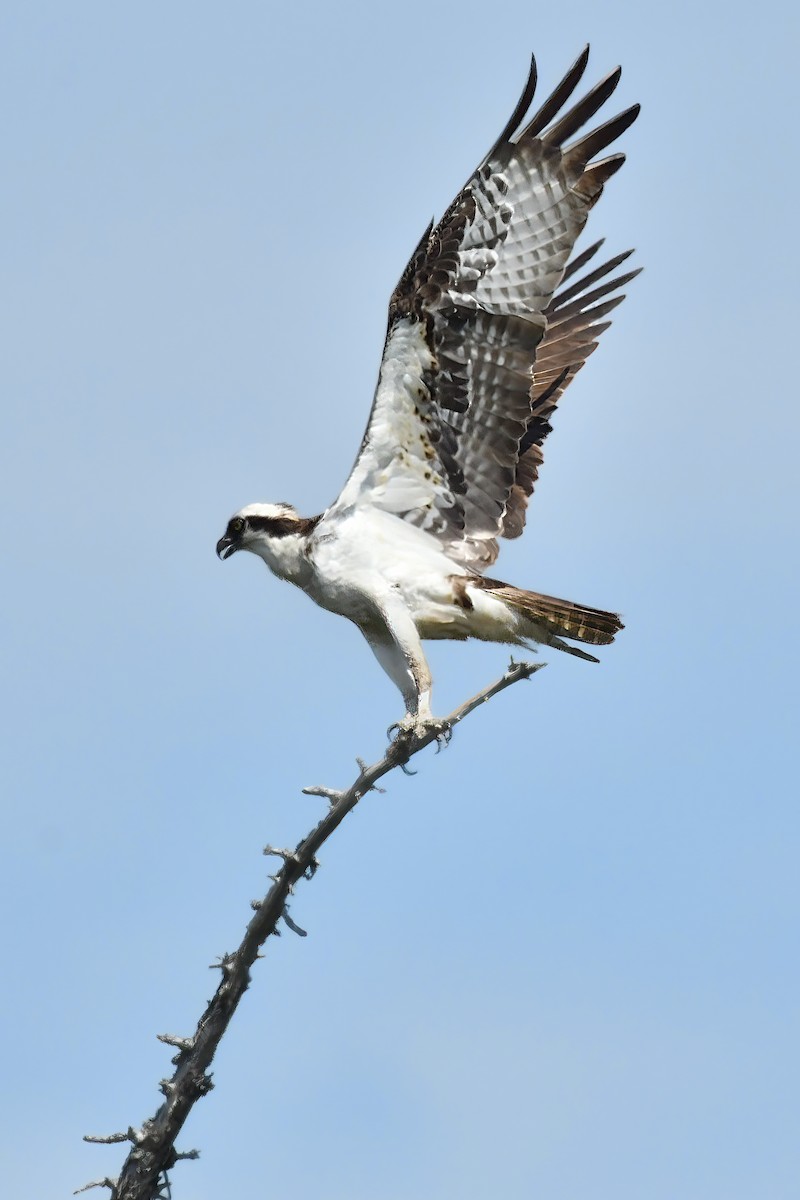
[386,713,453,749]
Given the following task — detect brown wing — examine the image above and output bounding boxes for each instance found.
[334,48,639,568]
[502,239,641,539]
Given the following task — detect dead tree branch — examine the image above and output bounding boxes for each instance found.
[81,659,544,1199]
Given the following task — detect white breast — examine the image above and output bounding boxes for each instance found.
[306,507,464,619]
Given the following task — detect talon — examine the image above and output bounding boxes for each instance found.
[387,714,418,744]
[387,714,452,747]
[434,721,453,751]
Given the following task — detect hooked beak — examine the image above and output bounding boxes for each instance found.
[216,535,238,560]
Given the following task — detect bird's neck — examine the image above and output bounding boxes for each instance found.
[250,531,312,587]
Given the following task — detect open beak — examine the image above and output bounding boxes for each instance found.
[216,535,237,560]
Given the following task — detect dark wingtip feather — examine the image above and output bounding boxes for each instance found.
[578,152,627,197]
[485,53,539,160]
[547,248,635,312]
[548,267,641,322]
[541,65,623,147]
[564,103,641,170]
[521,44,591,139]
[560,238,605,282]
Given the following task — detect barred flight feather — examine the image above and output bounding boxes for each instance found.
[333,47,640,571]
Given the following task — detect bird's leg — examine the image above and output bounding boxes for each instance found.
[364,599,452,747]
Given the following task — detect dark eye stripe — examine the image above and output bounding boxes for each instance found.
[246,515,297,538]
[244,513,322,538]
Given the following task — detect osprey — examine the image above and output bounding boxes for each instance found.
[217,47,640,737]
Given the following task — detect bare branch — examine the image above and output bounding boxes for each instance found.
[83,659,543,1199]
[262,845,300,863]
[155,1035,193,1052]
[301,784,344,805]
[84,1132,136,1146]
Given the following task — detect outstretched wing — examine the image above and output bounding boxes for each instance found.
[332,47,640,570]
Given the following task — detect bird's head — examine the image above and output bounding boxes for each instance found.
[216,502,304,560]
[216,502,314,580]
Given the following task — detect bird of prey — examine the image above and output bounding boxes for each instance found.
[217,47,640,737]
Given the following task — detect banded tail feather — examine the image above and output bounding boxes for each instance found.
[481,579,624,662]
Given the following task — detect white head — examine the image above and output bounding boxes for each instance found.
[216,502,319,582]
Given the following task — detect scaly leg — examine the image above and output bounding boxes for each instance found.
[363,595,449,742]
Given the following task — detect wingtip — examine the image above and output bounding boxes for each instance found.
[569,43,592,84]
[485,51,540,157]
[615,102,642,139]
[524,52,538,101]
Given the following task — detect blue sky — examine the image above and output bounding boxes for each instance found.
[2,2,798,1197]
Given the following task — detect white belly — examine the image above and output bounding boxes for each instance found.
[305,508,518,643]
[308,510,457,609]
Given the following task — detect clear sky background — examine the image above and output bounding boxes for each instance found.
[2,2,798,1197]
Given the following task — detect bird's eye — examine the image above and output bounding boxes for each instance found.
[231,517,245,534]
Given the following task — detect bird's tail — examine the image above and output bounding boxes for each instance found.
[483,581,624,663]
